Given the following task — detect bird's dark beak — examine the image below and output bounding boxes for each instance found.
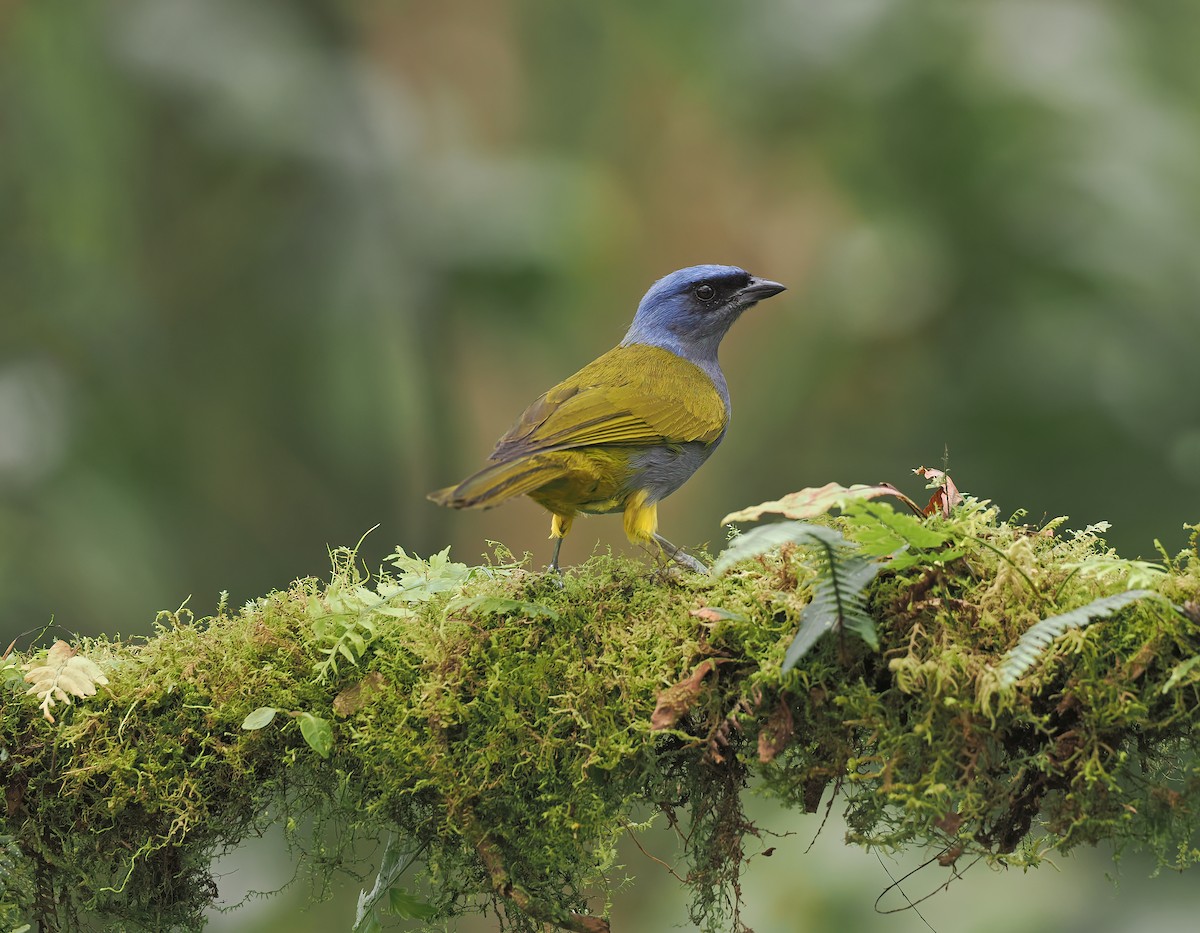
[739,277,787,303]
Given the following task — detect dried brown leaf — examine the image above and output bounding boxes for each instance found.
[333,671,387,717]
[915,466,963,518]
[933,810,963,835]
[757,700,795,764]
[689,608,720,623]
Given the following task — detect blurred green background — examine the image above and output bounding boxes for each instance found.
[2,1,1198,930]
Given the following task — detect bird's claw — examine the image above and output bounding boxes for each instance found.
[650,533,709,575]
[669,550,708,574]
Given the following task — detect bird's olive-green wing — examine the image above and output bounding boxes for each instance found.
[488,344,727,462]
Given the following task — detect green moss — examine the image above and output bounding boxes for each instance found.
[2,505,1199,931]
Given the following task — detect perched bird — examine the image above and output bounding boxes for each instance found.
[429,264,786,573]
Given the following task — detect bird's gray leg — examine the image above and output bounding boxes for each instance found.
[547,535,566,585]
[652,532,708,574]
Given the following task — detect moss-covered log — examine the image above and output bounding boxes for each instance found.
[2,496,1199,932]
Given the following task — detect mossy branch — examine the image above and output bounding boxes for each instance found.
[2,497,1199,932]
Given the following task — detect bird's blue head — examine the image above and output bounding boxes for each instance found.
[621,264,786,363]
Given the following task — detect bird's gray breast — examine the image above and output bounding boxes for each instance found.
[628,438,723,504]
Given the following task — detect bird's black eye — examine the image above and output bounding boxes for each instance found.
[695,284,715,301]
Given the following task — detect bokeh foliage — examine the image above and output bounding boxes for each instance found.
[2,1,1198,641]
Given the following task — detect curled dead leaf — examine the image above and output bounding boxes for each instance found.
[915,466,963,518]
[651,659,727,731]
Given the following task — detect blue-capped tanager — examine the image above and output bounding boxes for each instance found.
[429,264,786,573]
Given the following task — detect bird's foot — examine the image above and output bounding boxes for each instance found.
[669,549,708,574]
[651,533,709,575]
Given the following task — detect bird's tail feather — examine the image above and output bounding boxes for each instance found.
[428,457,564,510]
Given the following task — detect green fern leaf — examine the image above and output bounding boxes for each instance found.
[712,520,833,575]
[713,523,882,670]
[782,528,880,672]
[842,499,948,555]
[997,589,1157,687]
[841,499,957,571]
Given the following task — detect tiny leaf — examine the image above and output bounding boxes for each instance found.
[297,712,334,758]
[241,706,278,730]
[1162,655,1200,694]
[690,606,747,623]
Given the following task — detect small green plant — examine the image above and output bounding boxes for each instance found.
[311,544,473,681]
[714,521,881,667]
[241,707,333,758]
[715,485,963,668]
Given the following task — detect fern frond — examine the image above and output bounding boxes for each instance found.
[712,522,882,671]
[997,589,1158,687]
[711,520,828,575]
[841,499,958,570]
[781,526,881,672]
[311,583,382,682]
